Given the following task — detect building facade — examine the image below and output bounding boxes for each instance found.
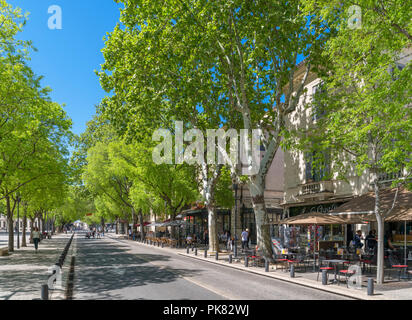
[281,48,411,244]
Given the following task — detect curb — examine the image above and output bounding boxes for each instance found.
[108,235,387,300]
[176,252,379,301]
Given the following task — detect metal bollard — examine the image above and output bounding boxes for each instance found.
[322,269,328,285]
[41,284,49,300]
[265,258,269,272]
[195,248,197,256]
[244,256,248,267]
[204,250,207,258]
[215,251,219,260]
[290,264,295,278]
[187,247,190,254]
[229,254,232,264]
[367,278,374,296]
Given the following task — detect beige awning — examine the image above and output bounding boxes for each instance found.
[280,212,347,225]
[386,207,412,222]
[328,187,412,222]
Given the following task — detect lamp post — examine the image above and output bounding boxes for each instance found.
[16,193,21,249]
[233,183,238,258]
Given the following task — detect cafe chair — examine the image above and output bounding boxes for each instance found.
[338,264,356,288]
[317,258,334,282]
[359,257,373,273]
[273,254,288,271]
[287,254,308,272]
[388,255,408,281]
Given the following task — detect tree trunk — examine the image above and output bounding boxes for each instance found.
[124,222,128,235]
[374,181,385,284]
[6,196,14,252]
[249,176,273,259]
[207,205,219,252]
[139,209,145,240]
[101,217,105,231]
[41,216,45,233]
[132,207,137,234]
[22,212,27,247]
[29,217,35,243]
[115,217,119,234]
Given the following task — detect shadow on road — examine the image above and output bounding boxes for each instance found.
[74,237,201,299]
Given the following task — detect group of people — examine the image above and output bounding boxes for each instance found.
[184,228,252,252]
[86,227,103,239]
[352,229,398,253]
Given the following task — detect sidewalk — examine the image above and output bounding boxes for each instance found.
[110,234,412,300]
[0,233,76,300]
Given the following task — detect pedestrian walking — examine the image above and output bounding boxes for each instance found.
[225,230,231,250]
[32,227,41,253]
[203,229,209,245]
[241,229,249,251]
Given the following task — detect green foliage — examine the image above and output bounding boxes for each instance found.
[0,1,74,240]
[297,0,411,184]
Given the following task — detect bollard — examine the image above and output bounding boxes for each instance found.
[41,284,49,300]
[265,258,269,272]
[322,269,328,285]
[215,251,219,261]
[367,278,374,296]
[244,256,248,267]
[192,246,194,252]
[204,250,207,258]
[229,254,232,264]
[290,264,295,278]
[195,248,197,256]
[158,242,160,247]
[161,242,164,248]
[187,247,190,254]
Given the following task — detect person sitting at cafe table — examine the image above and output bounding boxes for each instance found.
[353,230,364,249]
[384,231,396,251]
[365,230,377,250]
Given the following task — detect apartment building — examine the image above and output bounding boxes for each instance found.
[281,48,411,242]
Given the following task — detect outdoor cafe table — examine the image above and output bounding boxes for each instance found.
[323,259,349,283]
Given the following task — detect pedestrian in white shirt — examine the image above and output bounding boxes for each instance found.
[241,229,249,250]
[32,227,41,253]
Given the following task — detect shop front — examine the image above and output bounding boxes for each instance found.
[181,208,231,241]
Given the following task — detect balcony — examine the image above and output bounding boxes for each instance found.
[377,170,404,183]
[297,180,334,200]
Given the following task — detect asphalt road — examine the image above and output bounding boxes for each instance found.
[72,232,352,300]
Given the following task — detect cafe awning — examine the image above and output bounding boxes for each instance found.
[386,207,412,222]
[280,212,347,225]
[328,187,412,222]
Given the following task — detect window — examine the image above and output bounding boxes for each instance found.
[311,82,327,121]
[305,150,331,182]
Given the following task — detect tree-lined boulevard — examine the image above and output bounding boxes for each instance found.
[0,0,411,302]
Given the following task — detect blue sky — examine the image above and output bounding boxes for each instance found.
[8,0,122,136]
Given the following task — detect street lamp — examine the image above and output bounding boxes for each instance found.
[233,183,238,258]
[16,193,21,249]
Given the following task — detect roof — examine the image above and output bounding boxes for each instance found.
[328,187,412,220]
